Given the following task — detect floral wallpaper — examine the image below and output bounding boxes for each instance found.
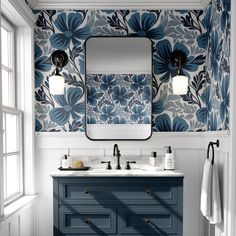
[206,0,231,131]
[87,74,152,124]
[34,7,225,132]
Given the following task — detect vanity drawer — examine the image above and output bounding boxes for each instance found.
[59,205,116,235]
[118,205,182,235]
[58,177,182,205]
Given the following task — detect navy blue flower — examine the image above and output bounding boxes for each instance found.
[113,117,126,124]
[50,12,90,50]
[35,45,52,88]
[100,105,116,122]
[154,39,205,82]
[155,114,189,131]
[221,0,231,32]
[100,75,117,91]
[87,87,103,106]
[130,105,148,122]
[142,86,152,103]
[128,12,164,40]
[49,87,84,125]
[112,86,132,106]
[210,31,222,81]
[130,75,149,91]
[220,75,229,122]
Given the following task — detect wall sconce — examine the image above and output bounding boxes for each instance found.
[49,50,68,95]
[170,50,188,95]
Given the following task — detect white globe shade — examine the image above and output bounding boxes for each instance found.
[172,75,188,95]
[49,75,64,95]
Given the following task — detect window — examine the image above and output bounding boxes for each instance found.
[1,17,23,205]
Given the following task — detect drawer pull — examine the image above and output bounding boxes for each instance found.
[84,188,89,194]
[84,218,90,224]
[145,218,151,224]
[145,189,152,194]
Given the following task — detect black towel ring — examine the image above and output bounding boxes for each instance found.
[207,140,219,165]
[207,143,214,164]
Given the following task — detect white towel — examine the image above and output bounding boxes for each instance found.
[200,159,212,217]
[209,164,222,224]
[200,159,222,224]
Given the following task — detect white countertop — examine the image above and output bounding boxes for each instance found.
[51,167,184,177]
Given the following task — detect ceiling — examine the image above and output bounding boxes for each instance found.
[27,0,211,9]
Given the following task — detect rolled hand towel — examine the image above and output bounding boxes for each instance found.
[200,159,212,217]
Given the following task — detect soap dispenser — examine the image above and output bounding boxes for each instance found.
[164,146,175,170]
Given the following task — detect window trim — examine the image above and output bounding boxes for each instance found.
[0,0,36,218]
[1,17,23,205]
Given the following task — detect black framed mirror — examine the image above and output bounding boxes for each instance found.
[85,37,152,140]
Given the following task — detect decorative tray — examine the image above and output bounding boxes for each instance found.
[58,167,91,171]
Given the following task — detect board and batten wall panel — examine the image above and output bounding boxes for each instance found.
[35,132,229,236]
[0,202,37,236]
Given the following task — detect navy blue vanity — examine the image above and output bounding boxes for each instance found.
[52,172,184,236]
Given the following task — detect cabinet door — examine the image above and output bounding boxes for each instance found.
[118,205,182,235]
[59,205,116,235]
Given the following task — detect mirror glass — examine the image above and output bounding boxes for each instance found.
[85,37,152,140]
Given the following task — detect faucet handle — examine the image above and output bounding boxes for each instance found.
[101,161,112,170]
[125,161,136,170]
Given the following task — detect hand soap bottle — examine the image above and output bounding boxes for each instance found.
[61,155,69,168]
[164,146,175,170]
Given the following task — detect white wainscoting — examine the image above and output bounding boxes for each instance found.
[0,198,38,236]
[35,132,230,236]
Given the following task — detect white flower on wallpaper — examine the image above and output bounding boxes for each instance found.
[34,4,230,132]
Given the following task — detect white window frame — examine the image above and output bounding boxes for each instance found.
[0,0,36,219]
[1,16,24,205]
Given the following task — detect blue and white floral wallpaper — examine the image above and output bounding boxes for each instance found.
[34,0,231,132]
[87,74,152,124]
[206,0,231,131]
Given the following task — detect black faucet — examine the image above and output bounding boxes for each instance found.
[113,144,121,169]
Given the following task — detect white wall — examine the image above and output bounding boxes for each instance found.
[35,132,230,236]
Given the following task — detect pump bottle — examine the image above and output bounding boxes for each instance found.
[164,146,175,170]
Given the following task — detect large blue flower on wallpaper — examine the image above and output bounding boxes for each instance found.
[210,31,222,81]
[128,12,164,40]
[154,39,205,82]
[50,12,90,50]
[100,105,116,122]
[112,86,132,106]
[49,87,84,125]
[100,74,117,91]
[130,75,149,91]
[155,114,189,132]
[35,45,52,88]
